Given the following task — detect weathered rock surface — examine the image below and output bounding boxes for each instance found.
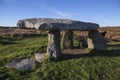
[47,30,61,59]
[17,18,99,30]
[35,53,48,63]
[77,37,88,48]
[88,30,107,50]
[61,30,74,49]
[6,58,34,70]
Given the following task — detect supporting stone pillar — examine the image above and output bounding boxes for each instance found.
[88,30,107,50]
[61,30,74,50]
[47,30,61,59]
[77,36,88,48]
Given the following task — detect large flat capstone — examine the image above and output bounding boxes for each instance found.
[17,18,99,30]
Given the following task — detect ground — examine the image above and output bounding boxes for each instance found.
[0,27,120,80]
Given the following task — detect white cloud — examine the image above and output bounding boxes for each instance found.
[52,9,71,17]
[33,0,72,18]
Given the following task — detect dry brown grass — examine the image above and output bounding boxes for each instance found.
[0,26,120,39]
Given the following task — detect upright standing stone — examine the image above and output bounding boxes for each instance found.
[77,37,88,48]
[88,30,107,50]
[61,30,74,49]
[47,30,61,59]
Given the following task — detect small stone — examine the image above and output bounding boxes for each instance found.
[6,58,34,70]
[35,53,48,63]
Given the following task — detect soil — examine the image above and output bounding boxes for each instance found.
[62,48,90,54]
[61,48,91,60]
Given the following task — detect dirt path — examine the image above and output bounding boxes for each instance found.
[62,48,90,54]
[61,48,91,60]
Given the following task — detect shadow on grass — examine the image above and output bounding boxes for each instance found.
[107,44,120,48]
[106,39,120,42]
[110,39,120,42]
[0,40,18,45]
[61,49,120,61]
[21,34,47,38]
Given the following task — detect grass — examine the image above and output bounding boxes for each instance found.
[0,36,120,80]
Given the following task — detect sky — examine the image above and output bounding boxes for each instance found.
[0,0,120,27]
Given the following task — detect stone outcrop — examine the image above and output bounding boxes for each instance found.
[6,58,34,70]
[88,30,107,50]
[17,18,99,30]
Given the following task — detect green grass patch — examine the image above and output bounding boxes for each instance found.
[0,36,120,80]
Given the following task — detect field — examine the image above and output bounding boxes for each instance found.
[0,26,120,39]
[0,27,120,80]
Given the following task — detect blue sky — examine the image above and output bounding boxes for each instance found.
[0,0,120,26]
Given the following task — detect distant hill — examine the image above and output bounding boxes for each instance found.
[99,27,120,39]
[0,26,39,37]
[0,26,17,28]
[0,26,120,39]
[74,26,120,40]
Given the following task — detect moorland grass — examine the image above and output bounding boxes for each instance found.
[0,36,120,80]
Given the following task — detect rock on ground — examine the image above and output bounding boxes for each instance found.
[6,58,34,70]
[35,53,48,63]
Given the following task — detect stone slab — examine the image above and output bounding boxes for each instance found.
[6,58,34,70]
[17,18,99,30]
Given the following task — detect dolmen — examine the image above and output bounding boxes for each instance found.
[17,18,107,59]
